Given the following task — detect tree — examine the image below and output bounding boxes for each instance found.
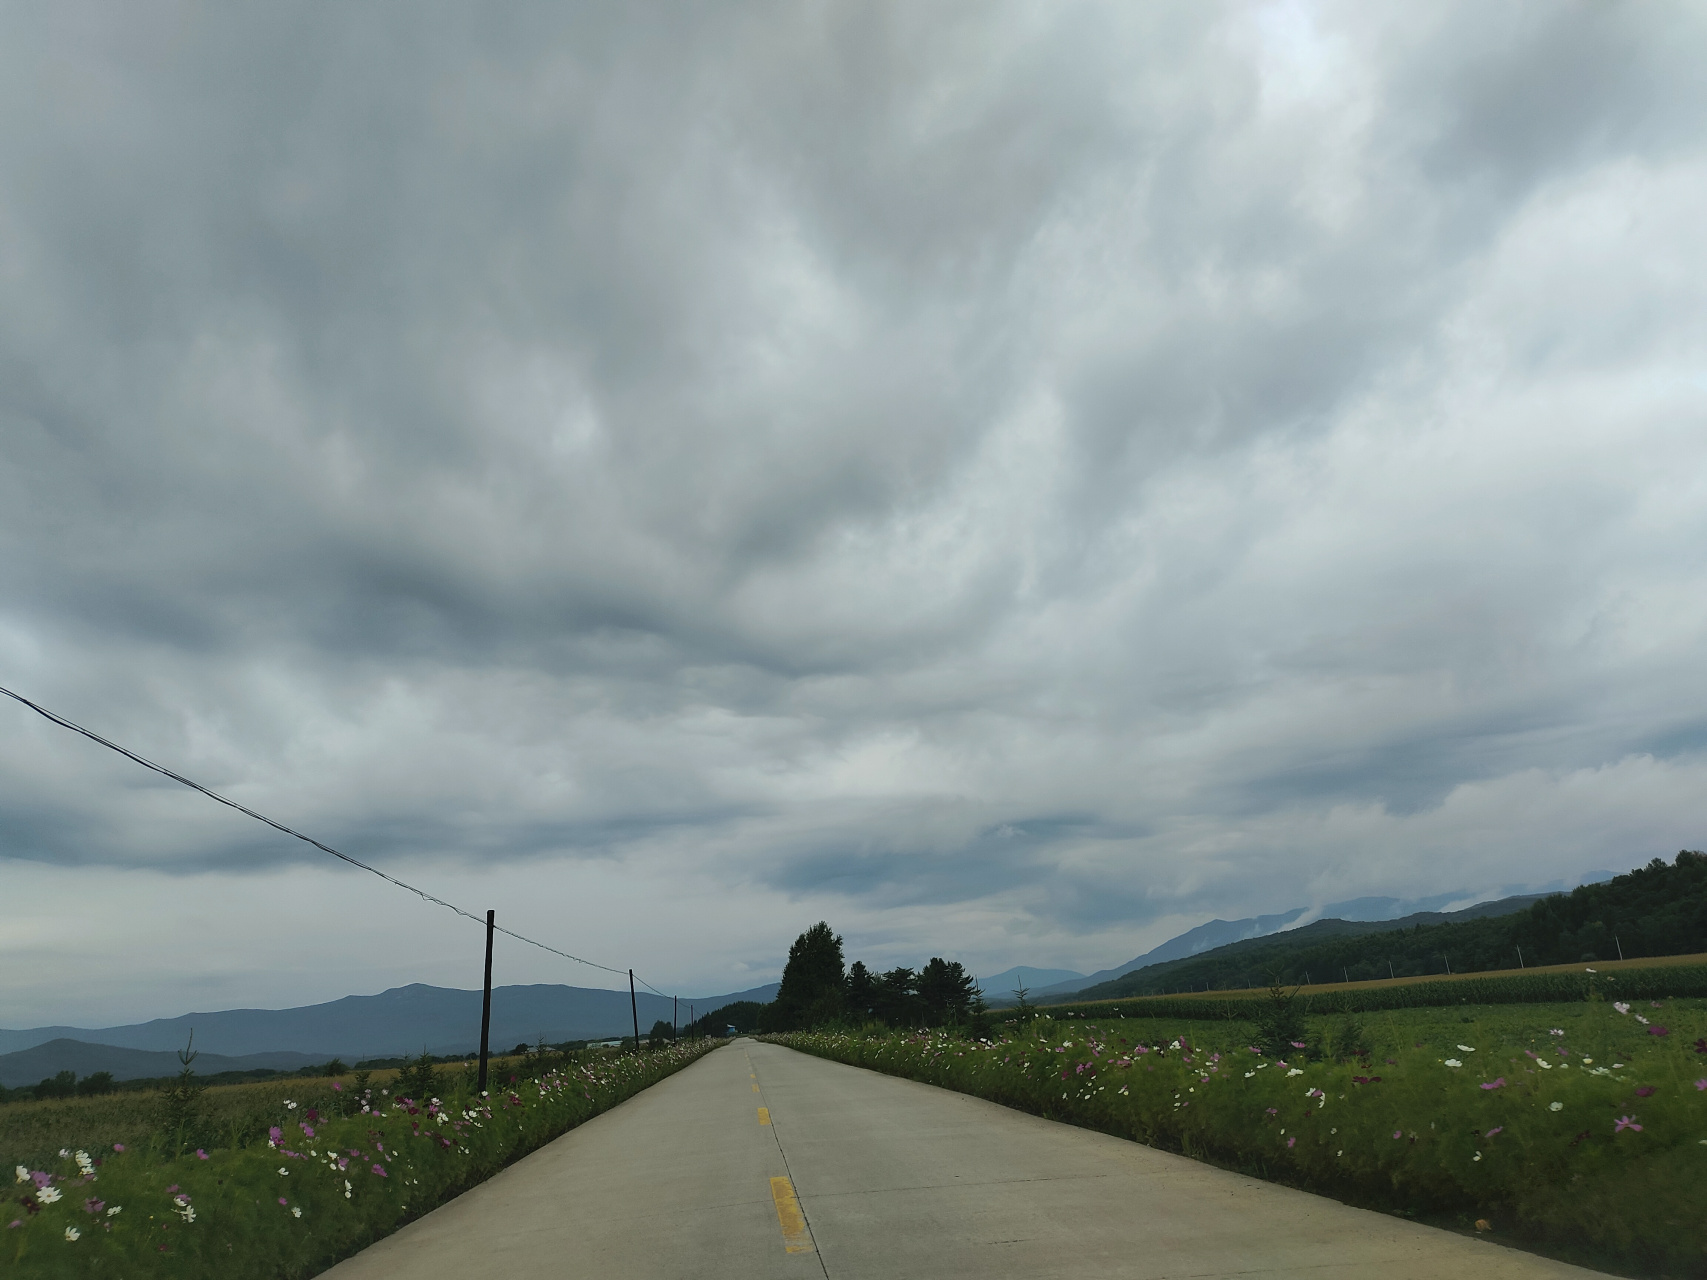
[845,961,876,1022]
[872,967,919,1027]
[918,958,975,1026]
[76,1071,116,1097]
[766,922,847,1030]
[648,1019,673,1048]
[35,1070,77,1100]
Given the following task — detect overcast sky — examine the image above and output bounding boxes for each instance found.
[3,1,1705,1028]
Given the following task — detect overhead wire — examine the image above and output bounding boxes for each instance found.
[0,683,670,997]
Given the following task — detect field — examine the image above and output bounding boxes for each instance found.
[4,1041,718,1278]
[770,997,1707,1278]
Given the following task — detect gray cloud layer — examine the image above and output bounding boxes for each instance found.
[3,2,1706,1019]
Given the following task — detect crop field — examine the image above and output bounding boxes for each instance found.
[5,1040,718,1279]
[770,998,1707,1278]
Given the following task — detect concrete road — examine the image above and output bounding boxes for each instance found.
[322,1039,1611,1279]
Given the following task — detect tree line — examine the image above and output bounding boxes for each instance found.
[757,922,988,1032]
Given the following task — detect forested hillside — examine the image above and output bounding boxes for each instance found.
[1074,851,1707,1000]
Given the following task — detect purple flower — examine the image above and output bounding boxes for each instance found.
[371,1164,387,1177]
[166,1185,178,1194]
[1635,1086,1656,1098]
[112,1144,124,1153]
[269,1126,283,1144]
[278,1197,288,1206]
[195,1149,208,1160]
[1290,1041,1306,1049]
[332,1081,342,1091]
[1286,1136,1296,1148]
[1485,1126,1503,1138]
[1614,1115,1642,1134]
[31,1172,50,1189]
[300,1123,316,1139]
[1694,1079,1707,1091]
[1647,1025,1669,1037]
[6,1220,19,1229]
[1479,1078,1506,1091]
[1392,1130,1402,1140]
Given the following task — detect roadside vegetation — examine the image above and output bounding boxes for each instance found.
[769,997,1707,1277]
[5,1037,719,1278]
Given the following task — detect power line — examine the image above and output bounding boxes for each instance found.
[1,683,669,996]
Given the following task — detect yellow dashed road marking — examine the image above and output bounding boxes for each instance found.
[752,1083,760,1092]
[757,1106,771,1125]
[769,1175,815,1254]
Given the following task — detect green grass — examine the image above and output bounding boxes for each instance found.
[4,1041,719,1278]
[768,999,1707,1278]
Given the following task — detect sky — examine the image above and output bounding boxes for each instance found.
[3,1,1706,1029]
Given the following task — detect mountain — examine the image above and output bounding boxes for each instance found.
[975,966,1086,998]
[0,981,780,1063]
[0,1039,324,1090]
[1069,854,1707,1001]
[1025,891,1483,1000]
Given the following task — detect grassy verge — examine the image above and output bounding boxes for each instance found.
[5,1040,720,1278]
[768,1000,1707,1278]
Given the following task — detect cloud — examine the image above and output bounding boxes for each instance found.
[1,1,1705,1019]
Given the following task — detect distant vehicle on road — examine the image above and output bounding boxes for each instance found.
[726,1025,738,1037]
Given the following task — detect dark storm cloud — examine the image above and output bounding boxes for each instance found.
[1,0,1705,1005]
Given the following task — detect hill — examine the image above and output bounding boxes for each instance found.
[1069,852,1705,1001]
[0,981,780,1062]
[0,1039,323,1090]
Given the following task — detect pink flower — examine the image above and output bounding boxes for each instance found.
[1635,1086,1656,1098]
[332,1082,342,1091]
[1479,1078,1506,1090]
[371,1164,387,1177]
[300,1123,316,1139]
[278,1197,288,1206]
[195,1149,208,1160]
[1286,1137,1296,1148]
[269,1126,283,1144]
[1693,1079,1706,1091]
[1614,1115,1642,1134]
[165,1185,178,1195]
[1485,1126,1502,1138]
[1392,1130,1402,1140]
[1647,1025,1669,1037]
[1290,1041,1306,1049]
[6,1220,19,1229]
[112,1144,124,1153]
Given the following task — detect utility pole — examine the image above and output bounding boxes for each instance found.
[477,909,495,1094]
[673,995,678,1043]
[1388,959,1395,980]
[1517,946,1524,969]
[1444,955,1451,975]
[1616,936,1624,961]
[629,969,641,1053]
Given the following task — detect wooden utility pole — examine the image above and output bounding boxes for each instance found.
[629,969,640,1052]
[477,909,495,1093]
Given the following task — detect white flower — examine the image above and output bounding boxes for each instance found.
[1286,1068,1304,1077]
[291,1206,302,1219]
[1456,1045,1475,1053]
[37,1186,62,1205]
[1537,1060,1552,1070]
[1444,1059,1462,1068]
[278,1167,289,1176]
[1245,1071,1255,1078]
[1635,1015,1649,1025]
[1582,1058,1593,1065]
[1613,1002,1630,1015]
[1549,1029,1564,1036]
[14,1166,27,1184]
[1472,1152,1482,1162]
[58,1149,69,1158]
[64,1227,80,1242]
[1550,1101,1564,1111]
[181,1206,196,1223]
[106,1206,122,1216]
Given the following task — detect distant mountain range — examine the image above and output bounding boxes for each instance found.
[987,890,1561,1005]
[0,980,779,1074]
[975,966,1086,996]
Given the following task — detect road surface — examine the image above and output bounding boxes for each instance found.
[321,1039,1610,1279]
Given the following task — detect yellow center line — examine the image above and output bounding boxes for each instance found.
[752,1082,760,1092]
[769,1175,815,1254]
[757,1106,771,1125]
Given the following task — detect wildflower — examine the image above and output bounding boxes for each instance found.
[1456,1045,1475,1053]
[106,1206,121,1217]
[112,1144,124,1153]
[1635,1086,1656,1097]
[38,1187,62,1205]
[1479,1078,1506,1091]
[269,1126,283,1146]
[372,1164,388,1177]
[1582,1058,1593,1064]
[1290,1041,1306,1049]
[83,1198,103,1214]
[278,1197,288,1206]
[1614,1115,1642,1133]
[278,1167,289,1177]
[1392,1130,1402,1139]
[1635,1015,1649,1025]
[13,1167,25,1184]
[1287,1137,1295,1148]
[332,1082,342,1091]
[1648,1025,1669,1037]
[73,1151,93,1175]
[195,1149,208,1160]
[1549,1029,1564,1036]
[1444,1059,1462,1068]
[1286,1068,1304,1077]
[1694,1039,1707,1054]
[1550,1101,1564,1111]
[1696,1080,1707,1091]
[1472,1152,1482,1162]
[291,1207,302,1219]
[1486,1126,1503,1138]
[1613,1002,1631,1015]
[64,1227,80,1242]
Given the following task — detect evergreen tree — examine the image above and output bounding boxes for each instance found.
[846,960,876,1021]
[918,957,976,1025]
[766,922,847,1030]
